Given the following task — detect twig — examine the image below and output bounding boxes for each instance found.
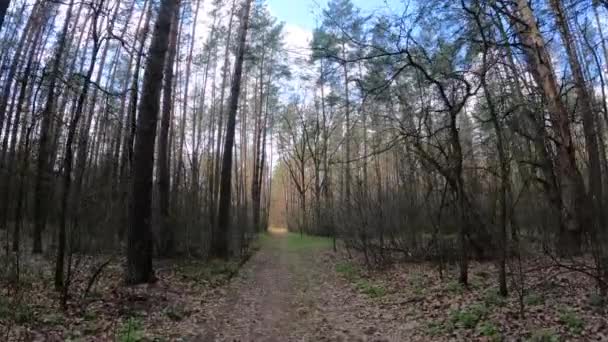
[83,258,113,300]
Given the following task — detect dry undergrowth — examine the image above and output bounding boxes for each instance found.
[2,236,607,341]
[331,250,608,341]
[0,252,243,341]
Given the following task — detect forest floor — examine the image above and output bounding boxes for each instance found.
[197,227,415,341]
[1,229,410,341]
[2,230,608,341]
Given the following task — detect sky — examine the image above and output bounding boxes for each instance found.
[267,0,403,30]
[266,0,404,53]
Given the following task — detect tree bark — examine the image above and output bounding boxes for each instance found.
[33,0,75,254]
[119,0,152,240]
[549,0,604,245]
[174,0,202,214]
[211,0,236,235]
[157,0,180,257]
[512,0,587,255]
[213,0,254,259]
[126,0,177,284]
[0,0,10,32]
[55,0,105,291]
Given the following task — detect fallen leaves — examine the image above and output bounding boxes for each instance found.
[2,235,607,341]
[0,253,244,341]
[332,251,608,341]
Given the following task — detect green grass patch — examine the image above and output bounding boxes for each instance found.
[477,321,501,340]
[409,274,427,296]
[284,232,332,251]
[119,317,144,342]
[355,279,386,298]
[483,289,507,307]
[524,293,544,306]
[528,328,559,342]
[426,321,453,336]
[335,260,385,298]
[207,259,239,276]
[559,309,584,335]
[425,318,498,338]
[449,304,488,329]
[258,233,274,248]
[409,274,425,286]
[412,287,425,296]
[445,280,465,294]
[176,259,239,286]
[0,297,35,324]
[13,303,34,324]
[335,261,359,281]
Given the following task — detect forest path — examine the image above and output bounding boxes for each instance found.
[198,229,409,342]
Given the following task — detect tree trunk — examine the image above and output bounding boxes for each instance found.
[211,0,236,235]
[33,0,75,254]
[0,0,10,31]
[126,0,177,284]
[157,1,180,257]
[6,28,40,250]
[513,0,587,255]
[119,0,152,240]
[0,9,44,233]
[550,0,604,245]
[342,43,351,206]
[0,0,42,162]
[251,42,266,233]
[55,0,104,290]
[213,0,254,259]
[174,0,202,216]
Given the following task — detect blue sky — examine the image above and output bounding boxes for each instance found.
[266,0,405,58]
[267,0,403,30]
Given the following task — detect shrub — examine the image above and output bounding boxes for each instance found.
[426,321,452,336]
[559,309,584,335]
[588,293,604,308]
[445,280,465,294]
[13,303,34,324]
[478,321,500,340]
[355,279,386,298]
[0,297,10,319]
[410,275,426,295]
[524,293,544,306]
[119,317,144,342]
[449,304,488,329]
[335,262,358,281]
[0,298,34,325]
[483,290,506,307]
[528,328,559,342]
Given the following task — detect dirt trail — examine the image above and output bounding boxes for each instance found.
[197,229,414,342]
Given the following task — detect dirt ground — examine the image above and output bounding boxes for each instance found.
[197,228,411,342]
